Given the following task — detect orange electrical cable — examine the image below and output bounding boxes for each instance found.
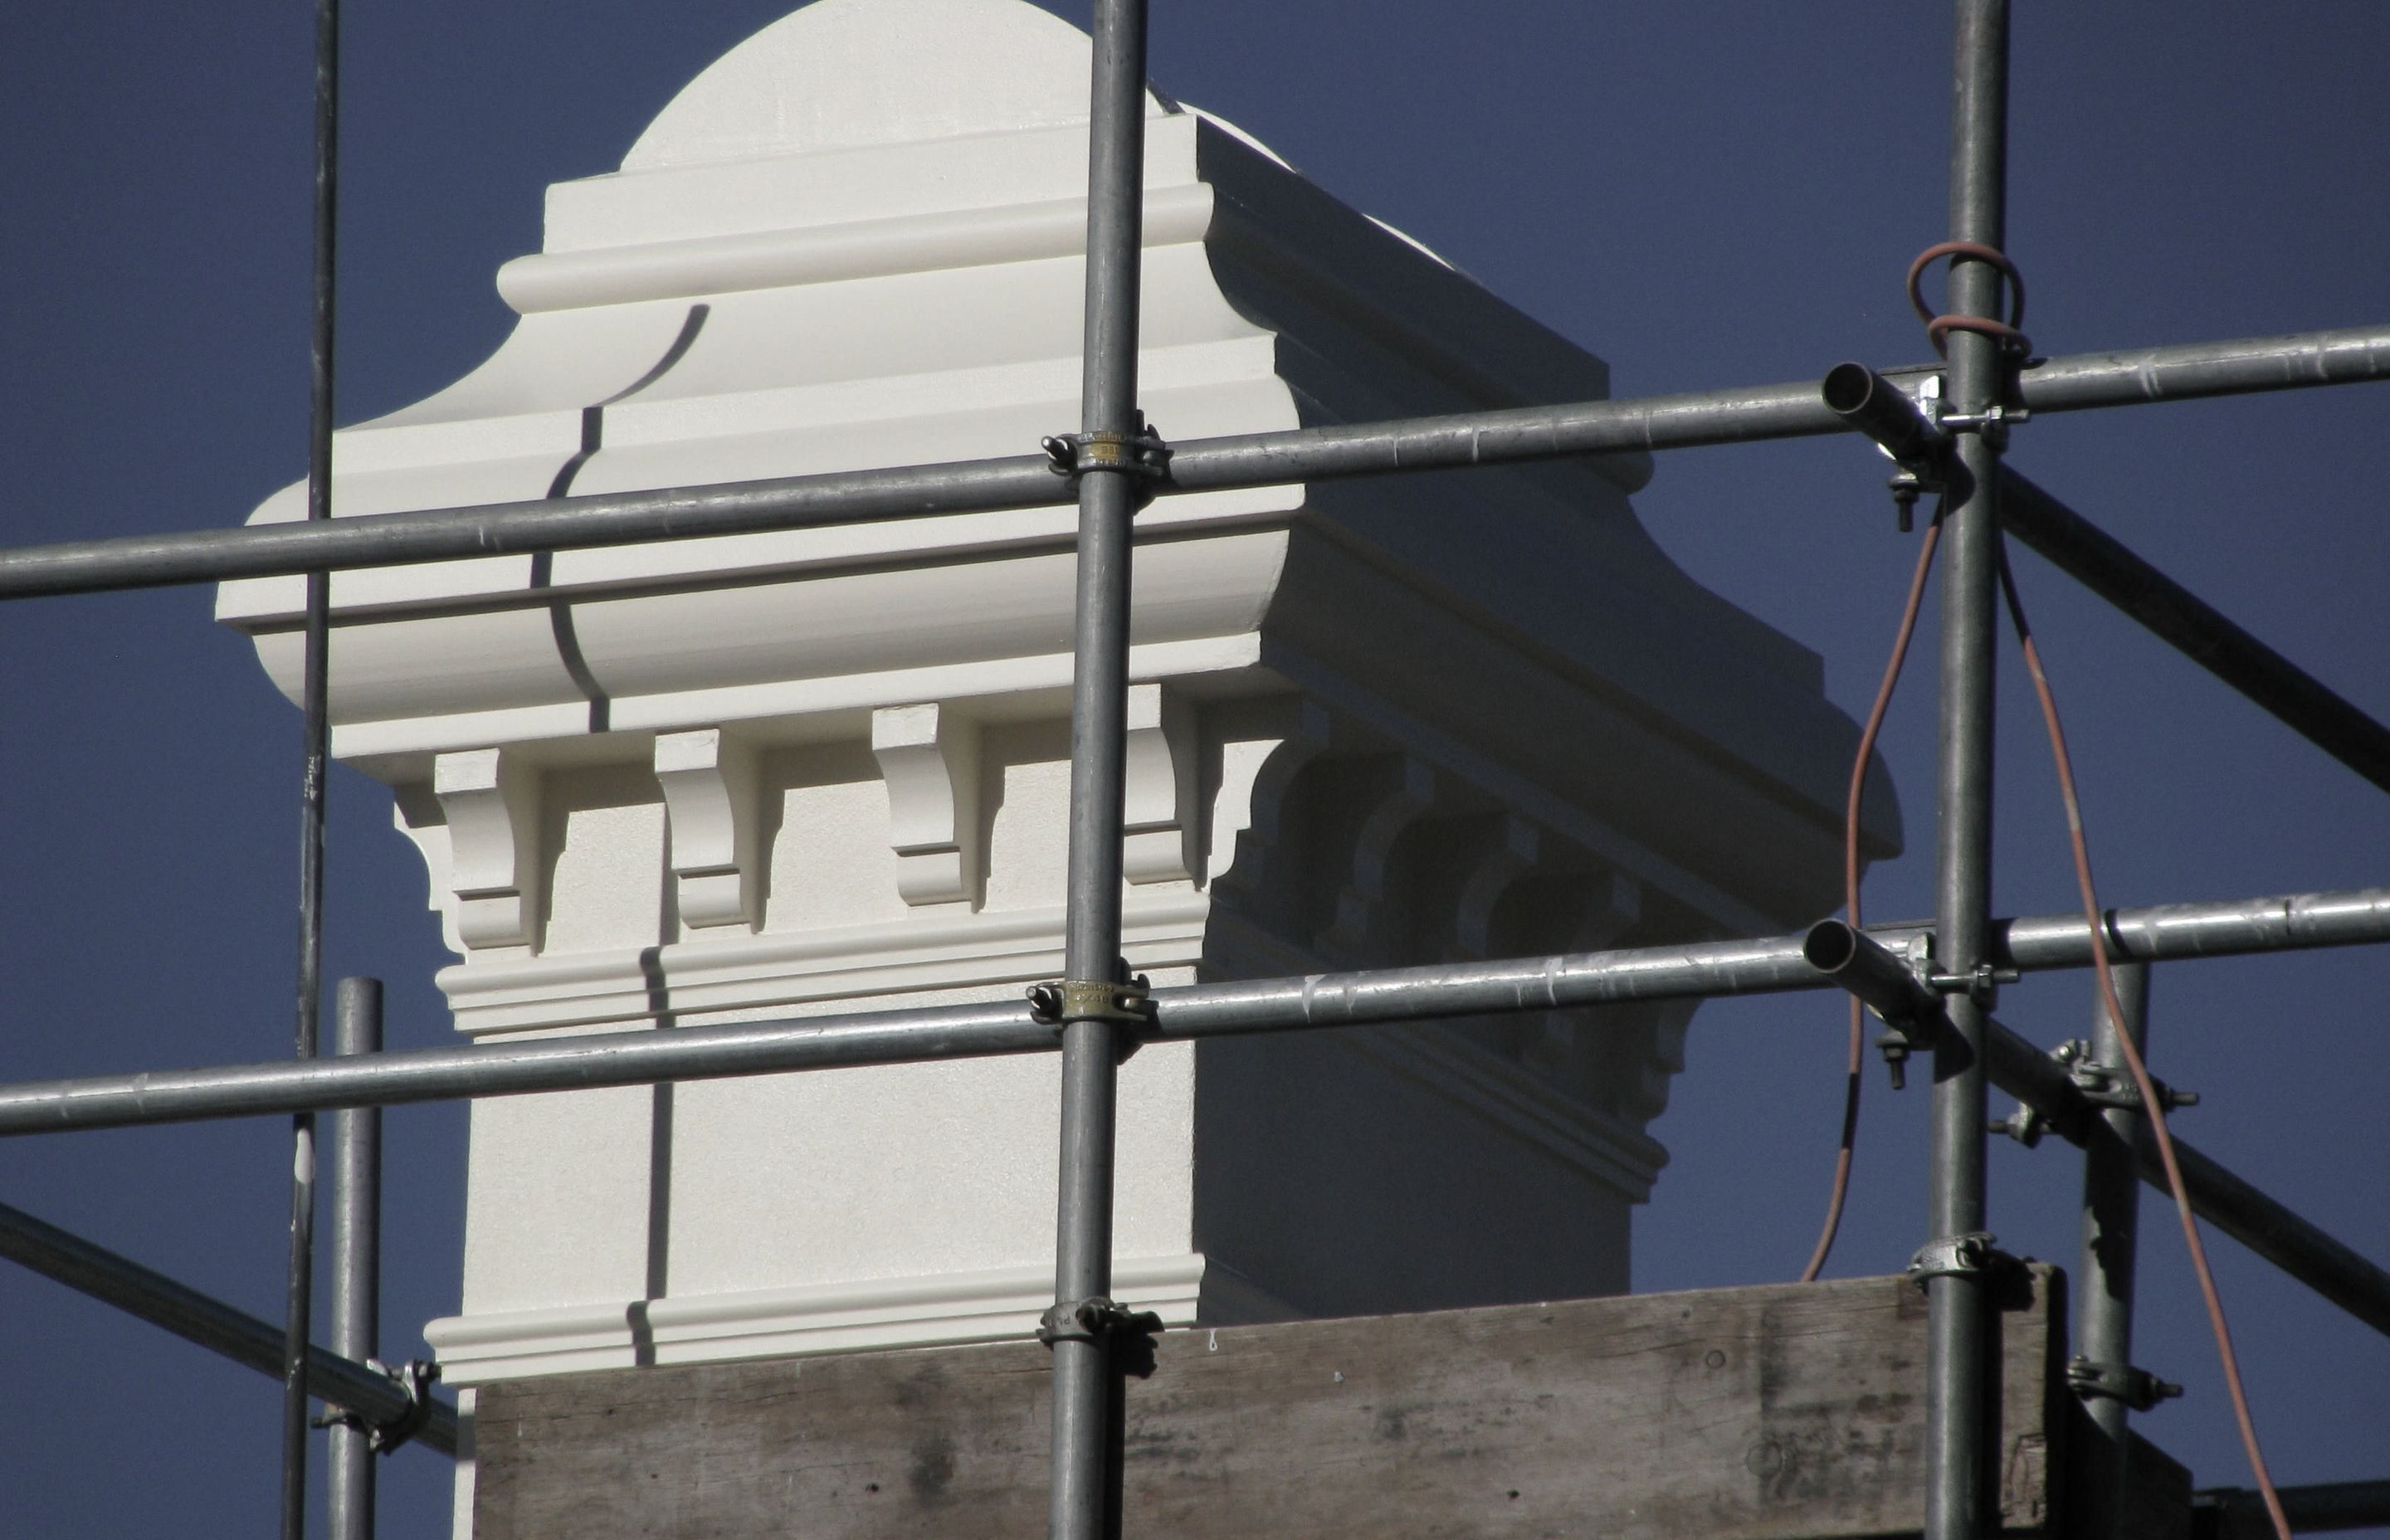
[1995,544,2294,1540]
[1907,241,2035,359]
[1801,504,1945,1283]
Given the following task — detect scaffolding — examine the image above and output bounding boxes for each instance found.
[2,2,2387,1538]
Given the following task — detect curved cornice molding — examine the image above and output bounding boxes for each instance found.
[622,0,1173,170]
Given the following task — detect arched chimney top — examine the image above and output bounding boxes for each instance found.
[622,0,1175,171]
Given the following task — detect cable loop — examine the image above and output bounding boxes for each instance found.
[1907,240,2032,358]
[1997,543,2293,1540]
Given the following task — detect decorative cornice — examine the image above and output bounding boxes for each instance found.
[427,1252,1207,1387]
[1202,909,1671,1202]
[1120,682,1202,885]
[1451,814,1541,958]
[497,183,1216,314]
[341,632,1268,768]
[871,702,984,907]
[440,889,1212,1036]
[433,748,543,951]
[1319,755,1436,954]
[653,727,763,929]
[1354,1022,1671,1202]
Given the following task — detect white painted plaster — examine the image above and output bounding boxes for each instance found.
[213,6,1899,1479]
[652,728,763,930]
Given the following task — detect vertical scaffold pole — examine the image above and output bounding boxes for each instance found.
[1927,6,2011,1540]
[2073,962,2152,1540]
[326,978,383,1540]
[283,0,342,1534]
[1050,2,1149,1538]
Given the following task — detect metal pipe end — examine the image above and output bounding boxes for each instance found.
[1821,363,1947,468]
[1821,363,1882,417]
[1802,918,1863,972]
[1804,919,1942,1036]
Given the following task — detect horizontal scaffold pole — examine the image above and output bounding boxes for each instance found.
[0,324,2384,600]
[0,886,2374,1132]
[1,889,2380,1338]
[0,1196,458,1457]
[2196,1479,2390,1539]
[1827,362,2390,796]
[2015,326,2390,412]
[1809,914,2390,1338]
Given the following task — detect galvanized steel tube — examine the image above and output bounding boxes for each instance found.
[2073,962,2152,1540]
[0,886,2383,1138]
[1050,3,1149,1535]
[1802,919,1943,1032]
[1822,363,1949,466]
[0,996,1051,1134]
[1925,9,2011,1540]
[6,327,2389,601]
[283,2,343,1530]
[0,920,2377,1337]
[2019,328,2390,412]
[2159,1135,2390,1340]
[2197,1479,2390,1538]
[0,454,1070,599]
[1992,885,2390,967]
[1978,1016,2390,1339]
[0,1197,456,1456]
[327,979,382,1540]
[1997,470,2390,794]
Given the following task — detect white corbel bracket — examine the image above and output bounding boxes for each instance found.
[654,728,763,930]
[871,703,983,908]
[1122,683,1200,885]
[1563,868,1643,953]
[1453,816,1541,959]
[1321,756,1438,955]
[432,748,544,951]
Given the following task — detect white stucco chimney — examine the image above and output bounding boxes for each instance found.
[217,0,1895,1483]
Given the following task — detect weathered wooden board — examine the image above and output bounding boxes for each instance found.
[475,1270,2067,1540]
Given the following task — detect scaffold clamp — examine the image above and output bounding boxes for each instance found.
[1907,1231,2010,1287]
[368,1358,441,1455]
[2057,1041,2200,1114]
[1037,1295,1164,1348]
[1928,961,2017,1009]
[1938,402,2027,451]
[1027,974,1154,1029]
[2067,1355,2183,1412]
[314,1357,441,1455]
[1042,415,1173,504]
[1989,1102,2047,1148]
[1875,1029,1914,1091]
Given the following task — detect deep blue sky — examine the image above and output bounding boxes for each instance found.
[3,2,2384,1535]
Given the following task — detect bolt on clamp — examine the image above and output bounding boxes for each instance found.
[1887,469,1938,533]
[1938,402,2028,451]
[1890,376,1947,533]
[1041,414,1173,504]
[1037,1295,1163,1348]
[1989,1103,2047,1148]
[1876,1030,1914,1091]
[313,1358,441,1455]
[2067,1355,2183,1412]
[369,1359,441,1454]
[1907,1231,2012,1287]
[1928,961,2018,1009]
[2075,1065,2198,1113]
[1026,974,1154,1029]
